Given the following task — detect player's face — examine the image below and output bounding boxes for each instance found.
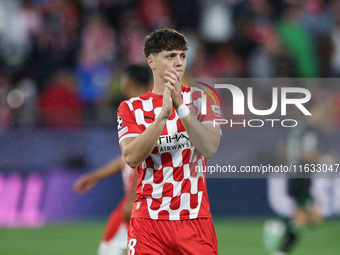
[151,50,186,82]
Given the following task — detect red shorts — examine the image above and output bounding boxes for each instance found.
[127,218,218,255]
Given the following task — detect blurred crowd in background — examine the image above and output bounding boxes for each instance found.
[1,0,340,130]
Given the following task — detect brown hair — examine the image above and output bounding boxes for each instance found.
[143,28,189,57]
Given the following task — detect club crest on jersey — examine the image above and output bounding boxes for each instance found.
[211,105,221,117]
[117,116,123,130]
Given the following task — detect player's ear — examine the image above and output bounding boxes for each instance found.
[147,54,156,71]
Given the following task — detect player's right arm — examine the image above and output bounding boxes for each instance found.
[73,155,122,194]
[119,87,173,168]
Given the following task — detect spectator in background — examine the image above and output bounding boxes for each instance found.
[299,0,334,77]
[98,0,138,34]
[38,70,84,129]
[248,29,294,78]
[200,0,233,44]
[119,12,148,66]
[30,0,82,90]
[276,2,319,77]
[75,15,117,123]
[75,15,116,106]
[330,0,340,76]
[137,0,173,30]
[0,0,42,71]
[244,0,287,77]
[171,0,200,31]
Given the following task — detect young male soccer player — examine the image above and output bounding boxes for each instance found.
[117,28,221,254]
[74,65,151,255]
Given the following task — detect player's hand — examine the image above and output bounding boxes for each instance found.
[164,68,183,109]
[73,174,99,194]
[159,86,173,119]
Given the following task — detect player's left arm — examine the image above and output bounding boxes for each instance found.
[164,68,221,158]
[181,115,220,158]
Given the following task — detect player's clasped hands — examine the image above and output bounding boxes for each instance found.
[160,85,174,119]
[164,68,183,109]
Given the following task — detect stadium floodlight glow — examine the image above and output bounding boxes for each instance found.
[202,84,312,116]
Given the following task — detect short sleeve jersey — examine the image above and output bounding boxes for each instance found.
[117,85,220,220]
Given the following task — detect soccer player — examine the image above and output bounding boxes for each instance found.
[268,100,334,255]
[73,65,151,255]
[117,28,221,254]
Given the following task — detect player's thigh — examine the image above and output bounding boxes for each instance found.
[175,218,218,255]
[127,218,218,255]
[127,218,171,255]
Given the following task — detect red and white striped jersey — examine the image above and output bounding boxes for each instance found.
[117,85,220,220]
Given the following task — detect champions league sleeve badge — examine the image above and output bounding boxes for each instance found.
[117,116,123,130]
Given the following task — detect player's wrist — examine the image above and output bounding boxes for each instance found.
[174,99,183,110]
[157,111,170,122]
[176,102,190,119]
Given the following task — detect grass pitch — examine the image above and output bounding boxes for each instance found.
[0,218,339,255]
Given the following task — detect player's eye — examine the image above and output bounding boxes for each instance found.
[181,54,186,59]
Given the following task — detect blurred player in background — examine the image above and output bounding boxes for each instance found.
[73,65,151,255]
[118,28,221,254]
[266,100,335,255]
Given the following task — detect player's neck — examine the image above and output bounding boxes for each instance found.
[151,86,164,95]
[151,77,165,95]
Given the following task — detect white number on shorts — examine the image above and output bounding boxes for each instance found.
[128,238,137,255]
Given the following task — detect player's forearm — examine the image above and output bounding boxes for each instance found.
[179,113,220,158]
[91,156,122,180]
[121,116,168,168]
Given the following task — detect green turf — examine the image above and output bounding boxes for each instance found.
[0,221,105,255]
[214,218,340,255]
[0,219,339,255]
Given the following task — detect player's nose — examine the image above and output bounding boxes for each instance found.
[174,55,183,66]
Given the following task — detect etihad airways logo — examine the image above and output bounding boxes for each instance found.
[156,132,189,152]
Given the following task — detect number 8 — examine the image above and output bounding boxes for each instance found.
[128,238,137,255]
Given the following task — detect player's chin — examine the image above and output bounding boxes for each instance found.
[177,71,184,80]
